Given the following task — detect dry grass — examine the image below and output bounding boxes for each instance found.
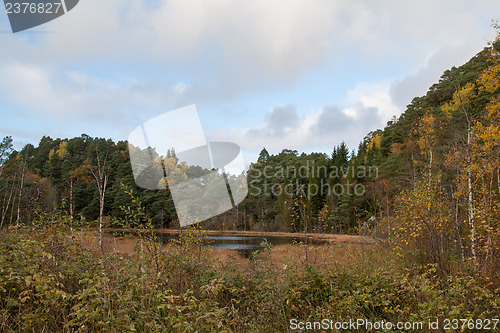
[2,225,497,332]
[94,229,378,270]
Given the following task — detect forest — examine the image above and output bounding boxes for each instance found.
[0,25,499,332]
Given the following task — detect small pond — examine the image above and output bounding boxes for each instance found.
[111,231,328,256]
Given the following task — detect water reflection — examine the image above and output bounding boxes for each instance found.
[152,232,327,256]
[111,230,328,256]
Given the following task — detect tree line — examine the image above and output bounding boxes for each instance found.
[1,23,499,276]
[0,135,177,230]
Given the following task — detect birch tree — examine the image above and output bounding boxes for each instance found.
[442,82,477,265]
[87,147,109,249]
[0,136,13,178]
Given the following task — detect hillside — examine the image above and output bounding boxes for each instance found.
[1,24,500,333]
[1,26,499,273]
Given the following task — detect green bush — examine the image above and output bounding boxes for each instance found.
[0,224,498,332]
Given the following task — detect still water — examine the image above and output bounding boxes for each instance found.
[152,232,327,255]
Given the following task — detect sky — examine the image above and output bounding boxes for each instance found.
[0,0,498,165]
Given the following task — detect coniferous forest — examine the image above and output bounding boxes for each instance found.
[0,26,499,332]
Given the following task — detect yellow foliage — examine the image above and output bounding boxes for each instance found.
[441,82,476,114]
[56,141,68,159]
[367,134,381,151]
[48,148,55,161]
[416,111,436,153]
[393,175,454,265]
[390,142,403,156]
[477,63,500,94]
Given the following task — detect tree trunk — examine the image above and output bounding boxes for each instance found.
[466,125,477,265]
[456,81,477,266]
[98,175,108,249]
[16,162,25,226]
[89,147,109,250]
[1,174,16,229]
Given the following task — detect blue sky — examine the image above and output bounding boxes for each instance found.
[0,0,498,164]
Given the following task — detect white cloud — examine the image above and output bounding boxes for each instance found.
[248,104,300,137]
[2,0,495,93]
[210,80,398,159]
[0,0,498,156]
[390,39,488,108]
[0,62,195,142]
[344,81,400,121]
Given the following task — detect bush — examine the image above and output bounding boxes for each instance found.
[0,222,498,332]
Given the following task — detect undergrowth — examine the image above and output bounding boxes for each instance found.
[0,222,498,332]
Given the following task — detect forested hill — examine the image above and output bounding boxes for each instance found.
[0,135,176,229]
[358,30,500,272]
[242,34,500,237]
[357,39,499,204]
[1,28,499,268]
[359,39,497,189]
